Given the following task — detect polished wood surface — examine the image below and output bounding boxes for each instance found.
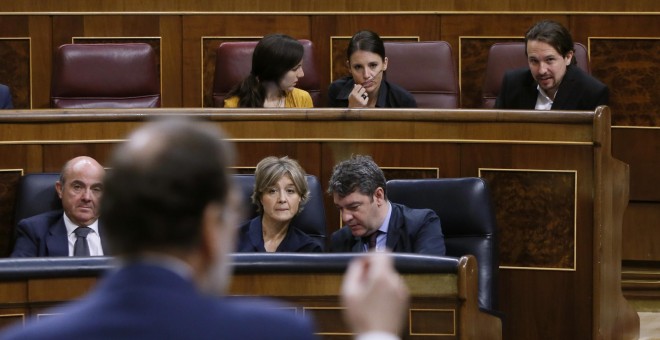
[0,108,638,339]
[1,0,658,12]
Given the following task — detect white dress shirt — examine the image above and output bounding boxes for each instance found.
[535,85,555,110]
[63,213,104,256]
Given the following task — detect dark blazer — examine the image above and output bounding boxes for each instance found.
[0,84,13,109]
[495,65,608,110]
[237,216,323,253]
[328,76,417,108]
[330,202,445,255]
[10,210,107,257]
[0,263,316,340]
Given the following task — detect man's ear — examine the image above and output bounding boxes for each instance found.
[374,187,386,206]
[55,181,64,199]
[565,50,574,66]
[200,203,223,263]
[201,202,237,261]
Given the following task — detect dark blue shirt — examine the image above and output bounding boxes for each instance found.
[237,216,323,253]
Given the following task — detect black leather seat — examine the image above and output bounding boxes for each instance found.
[386,177,500,314]
[233,174,327,249]
[13,173,62,227]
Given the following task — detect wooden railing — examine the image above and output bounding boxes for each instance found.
[0,107,639,339]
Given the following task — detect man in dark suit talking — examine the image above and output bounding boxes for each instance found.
[328,155,446,255]
[495,20,608,111]
[11,156,107,257]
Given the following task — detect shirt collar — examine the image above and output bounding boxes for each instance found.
[535,84,554,110]
[378,201,392,234]
[63,212,99,236]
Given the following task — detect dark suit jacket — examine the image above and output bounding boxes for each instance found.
[0,263,316,340]
[237,216,323,253]
[328,76,417,108]
[495,65,608,110]
[330,202,445,255]
[10,210,107,257]
[0,84,13,109]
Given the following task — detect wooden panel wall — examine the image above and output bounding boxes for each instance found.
[7,8,660,263]
[0,11,656,114]
[1,0,658,13]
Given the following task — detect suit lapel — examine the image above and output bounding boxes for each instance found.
[351,236,364,252]
[385,204,402,251]
[248,218,266,251]
[46,217,69,256]
[551,66,576,110]
[98,221,110,255]
[522,72,539,109]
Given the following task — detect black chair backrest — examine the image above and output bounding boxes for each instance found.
[13,173,62,226]
[233,174,327,248]
[386,177,499,313]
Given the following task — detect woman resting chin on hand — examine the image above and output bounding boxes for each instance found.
[328,30,416,109]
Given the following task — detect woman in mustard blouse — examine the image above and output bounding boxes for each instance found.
[224,34,313,108]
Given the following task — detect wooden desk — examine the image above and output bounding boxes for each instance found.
[0,254,501,339]
[0,107,638,339]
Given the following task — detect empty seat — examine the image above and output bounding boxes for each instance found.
[386,177,500,314]
[212,40,321,107]
[384,41,459,108]
[51,43,160,108]
[482,42,590,108]
[13,173,61,227]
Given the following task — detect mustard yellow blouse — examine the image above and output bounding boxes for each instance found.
[224,88,313,108]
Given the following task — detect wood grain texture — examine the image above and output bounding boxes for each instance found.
[591,39,660,126]
[0,39,30,110]
[612,127,660,201]
[1,0,658,12]
[481,170,576,269]
[622,202,660,261]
